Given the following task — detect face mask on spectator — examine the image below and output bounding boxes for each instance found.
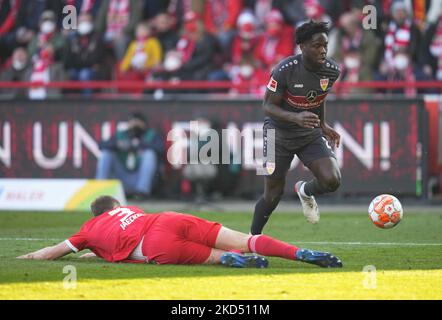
[164,51,183,71]
[344,55,360,69]
[12,59,26,71]
[78,21,93,35]
[240,64,254,79]
[239,23,255,40]
[394,53,409,71]
[41,20,56,34]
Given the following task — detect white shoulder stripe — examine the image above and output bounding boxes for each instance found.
[65,239,79,253]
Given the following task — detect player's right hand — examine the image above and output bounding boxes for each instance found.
[293,112,320,129]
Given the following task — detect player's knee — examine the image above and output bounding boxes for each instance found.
[322,174,341,193]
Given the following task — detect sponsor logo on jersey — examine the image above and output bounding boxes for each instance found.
[267,77,278,92]
[284,90,328,109]
[306,90,318,101]
[320,78,329,91]
[294,84,304,88]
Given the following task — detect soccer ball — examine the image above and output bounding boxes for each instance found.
[368,194,403,229]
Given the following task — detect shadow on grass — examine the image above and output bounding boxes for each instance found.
[1,245,441,285]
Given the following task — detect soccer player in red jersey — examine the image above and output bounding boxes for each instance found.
[18,196,342,268]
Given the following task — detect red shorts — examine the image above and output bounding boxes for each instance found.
[141,212,222,264]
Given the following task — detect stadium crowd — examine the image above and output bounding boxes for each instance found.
[0,0,441,98]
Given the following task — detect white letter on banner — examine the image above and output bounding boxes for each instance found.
[335,122,374,169]
[33,122,68,169]
[0,122,11,167]
[380,122,391,171]
[73,122,101,168]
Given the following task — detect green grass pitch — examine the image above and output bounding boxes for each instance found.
[0,209,441,300]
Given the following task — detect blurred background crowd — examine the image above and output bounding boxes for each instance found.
[0,0,441,98]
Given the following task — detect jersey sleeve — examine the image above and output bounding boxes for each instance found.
[266,64,288,95]
[329,61,341,85]
[332,67,341,84]
[65,228,88,253]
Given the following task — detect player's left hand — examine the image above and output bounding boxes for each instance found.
[322,124,340,148]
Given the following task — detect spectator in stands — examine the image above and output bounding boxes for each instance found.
[27,10,64,61]
[272,0,318,27]
[203,0,243,55]
[154,11,217,83]
[382,1,422,70]
[95,112,164,200]
[243,0,275,30]
[330,10,381,93]
[118,22,162,86]
[374,47,434,96]
[303,0,332,24]
[167,0,199,30]
[151,12,179,54]
[0,46,31,98]
[421,9,442,81]
[181,118,241,201]
[0,0,21,64]
[254,9,294,72]
[373,1,434,96]
[141,0,170,21]
[94,0,142,60]
[27,10,65,100]
[206,119,241,199]
[5,0,46,58]
[217,10,267,94]
[63,12,105,96]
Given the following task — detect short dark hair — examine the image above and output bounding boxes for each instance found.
[295,20,330,45]
[130,112,148,124]
[90,196,120,216]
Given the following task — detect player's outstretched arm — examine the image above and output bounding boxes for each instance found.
[17,241,73,260]
[79,252,98,259]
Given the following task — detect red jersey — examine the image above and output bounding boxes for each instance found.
[65,206,161,262]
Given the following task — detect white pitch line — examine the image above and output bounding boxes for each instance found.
[0,238,62,241]
[292,241,442,246]
[0,238,441,247]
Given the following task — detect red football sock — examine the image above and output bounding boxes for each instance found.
[247,235,299,261]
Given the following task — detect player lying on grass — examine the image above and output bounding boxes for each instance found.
[17,196,342,268]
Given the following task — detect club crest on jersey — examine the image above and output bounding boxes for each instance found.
[265,161,276,175]
[267,77,278,92]
[320,78,329,91]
